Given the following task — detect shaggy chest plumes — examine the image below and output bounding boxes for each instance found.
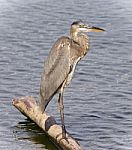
[65,34,89,86]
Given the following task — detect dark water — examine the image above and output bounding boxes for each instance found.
[0,0,132,149]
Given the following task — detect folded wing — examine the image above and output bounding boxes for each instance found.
[40,37,71,103]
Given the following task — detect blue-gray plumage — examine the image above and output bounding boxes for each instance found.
[40,21,104,141]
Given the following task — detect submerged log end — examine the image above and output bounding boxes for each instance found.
[12,96,83,150]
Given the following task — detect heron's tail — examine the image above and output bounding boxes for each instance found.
[39,80,58,112]
[39,89,54,113]
[39,94,48,113]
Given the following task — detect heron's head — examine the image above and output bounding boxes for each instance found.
[70,20,105,35]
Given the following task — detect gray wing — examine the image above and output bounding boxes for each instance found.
[40,36,71,101]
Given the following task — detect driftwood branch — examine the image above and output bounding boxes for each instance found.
[12,96,83,150]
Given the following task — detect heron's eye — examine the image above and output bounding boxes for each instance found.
[79,24,85,28]
[79,24,88,28]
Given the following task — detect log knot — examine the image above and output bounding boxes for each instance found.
[45,116,57,132]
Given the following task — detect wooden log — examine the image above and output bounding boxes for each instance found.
[12,96,83,150]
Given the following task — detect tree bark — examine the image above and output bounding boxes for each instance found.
[12,96,83,150]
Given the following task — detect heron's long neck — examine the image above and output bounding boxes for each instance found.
[70,31,79,43]
[70,31,89,51]
[71,32,89,49]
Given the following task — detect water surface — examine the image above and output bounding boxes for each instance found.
[0,0,132,149]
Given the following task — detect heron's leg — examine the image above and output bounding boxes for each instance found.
[58,92,66,138]
[58,83,67,140]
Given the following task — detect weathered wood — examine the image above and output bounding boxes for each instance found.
[12,96,83,150]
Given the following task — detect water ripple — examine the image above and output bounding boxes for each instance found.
[0,0,132,150]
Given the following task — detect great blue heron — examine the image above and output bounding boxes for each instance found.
[40,20,104,141]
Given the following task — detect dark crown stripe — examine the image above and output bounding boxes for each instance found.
[71,20,83,26]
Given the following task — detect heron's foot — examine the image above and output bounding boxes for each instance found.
[56,127,69,143]
[58,134,69,144]
[61,126,69,143]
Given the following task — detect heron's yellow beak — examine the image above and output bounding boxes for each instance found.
[79,24,105,32]
[87,26,105,32]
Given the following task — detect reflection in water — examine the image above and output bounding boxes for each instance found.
[13,119,61,150]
